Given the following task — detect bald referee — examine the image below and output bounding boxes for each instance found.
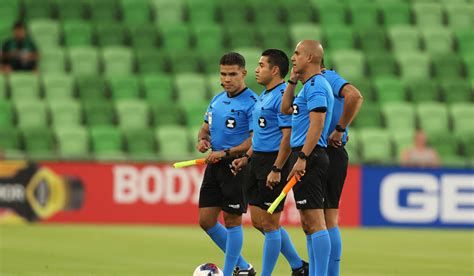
[321,61,363,276]
[231,49,308,276]
[196,52,257,276]
[281,40,334,276]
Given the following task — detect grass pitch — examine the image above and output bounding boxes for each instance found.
[1,225,472,275]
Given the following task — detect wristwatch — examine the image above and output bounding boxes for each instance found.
[243,153,251,160]
[271,165,282,173]
[335,124,346,133]
[288,79,297,85]
[298,151,308,160]
[224,149,231,156]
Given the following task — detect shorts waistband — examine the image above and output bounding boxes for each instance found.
[291,145,325,152]
[253,151,279,156]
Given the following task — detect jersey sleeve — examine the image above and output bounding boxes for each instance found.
[275,95,292,128]
[326,71,349,99]
[306,81,329,113]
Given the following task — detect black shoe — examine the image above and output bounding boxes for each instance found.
[291,260,309,276]
[232,264,257,276]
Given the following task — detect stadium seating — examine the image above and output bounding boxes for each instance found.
[0,0,471,166]
[156,126,190,160]
[359,128,393,164]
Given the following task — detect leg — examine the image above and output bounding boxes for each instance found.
[300,209,331,276]
[222,212,243,276]
[260,210,282,276]
[325,209,342,276]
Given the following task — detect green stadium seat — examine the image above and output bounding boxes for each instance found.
[88,0,120,23]
[351,78,375,102]
[124,128,156,160]
[188,125,208,159]
[344,128,360,164]
[315,1,347,26]
[406,78,439,103]
[56,0,85,20]
[440,80,471,103]
[382,102,416,132]
[115,100,149,130]
[129,25,158,50]
[0,76,5,99]
[183,100,209,127]
[349,3,379,27]
[62,20,93,47]
[150,102,184,126]
[29,19,60,49]
[156,125,190,160]
[83,101,114,126]
[68,47,99,75]
[359,127,393,164]
[445,3,474,28]
[101,47,133,76]
[428,132,462,167]
[55,126,89,159]
[357,27,388,54]
[217,2,249,25]
[0,21,11,45]
[330,50,365,80]
[281,0,314,24]
[108,75,140,100]
[201,51,222,74]
[462,132,474,160]
[367,53,397,78]
[0,127,21,156]
[95,23,126,47]
[90,126,125,160]
[417,102,449,136]
[236,47,263,79]
[175,73,208,104]
[258,25,291,50]
[160,24,191,51]
[432,54,464,80]
[393,129,415,160]
[373,75,406,104]
[23,0,53,19]
[379,2,411,27]
[186,0,217,24]
[464,55,474,80]
[388,26,421,53]
[289,24,321,46]
[8,73,39,100]
[43,73,74,99]
[152,0,184,25]
[322,26,355,50]
[22,127,55,159]
[421,28,454,54]
[207,74,223,97]
[141,74,174,103]
[15,100,48,129]
[450,103,474,136]
[48,99,82,126]
[135,49,168,74]
[120,0,152,26]
[413,3,444,27]
[168,51,200,73]
[249,2,281,25]
[397,52,431,81]
[352,102,382,128]
[193,24,224,54]
[226,25,258,49]
[0,101,14,127]
[40,48,66,74]
[76,75,106,101]
[454,28,474,56]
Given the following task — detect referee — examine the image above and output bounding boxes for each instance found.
[196,52,257,276]
[231,49,308,276]
[281,40,334,276]
[321,62,363,276]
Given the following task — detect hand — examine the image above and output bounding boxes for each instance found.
[266,171,281,190]
[289,67,300,83]
[328,130,344,148]
[230,157,248,175]
[206,151,225,164]
[196,139,211,153]
[287,158,306,181]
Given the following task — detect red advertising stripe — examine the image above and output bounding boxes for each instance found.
[338,165,361,227]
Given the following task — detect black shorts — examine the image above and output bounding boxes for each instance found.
[288,146,329,210]
[246,152,291,213]
[199,158,248,214]
[325,146,349,209]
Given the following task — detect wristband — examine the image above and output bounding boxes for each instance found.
[298,151,308,160]
[288,79,297,85]
[335,124,346,133]
[224,149,231,156]
[271,165,282,173]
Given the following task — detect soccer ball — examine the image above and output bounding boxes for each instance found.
[193,263,223,276]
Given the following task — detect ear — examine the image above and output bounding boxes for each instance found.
[271,65,279,77]
[242,68,247,77]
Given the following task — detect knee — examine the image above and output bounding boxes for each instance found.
[261,219,279,232]
[199,217,217,231]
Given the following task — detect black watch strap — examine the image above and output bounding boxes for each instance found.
[335,124,346,132]
[288,79,297,85]
[224,149,231,156]
[271,165,282,173]
[298,151,308,160]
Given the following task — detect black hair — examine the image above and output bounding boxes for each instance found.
[261,49,289,78]
[13,21,25,30]
[220,52,246,68]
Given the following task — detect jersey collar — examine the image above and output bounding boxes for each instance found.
[303,73,322,85]
[227,87,247,98]
[264,81,285,94]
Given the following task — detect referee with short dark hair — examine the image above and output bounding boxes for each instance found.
[196,52,257,276]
